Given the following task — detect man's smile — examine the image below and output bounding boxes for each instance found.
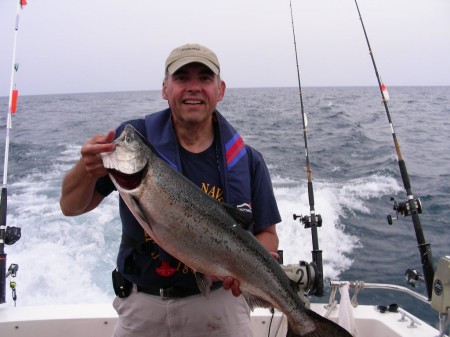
[183,99,203,105]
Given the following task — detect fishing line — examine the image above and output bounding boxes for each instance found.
[289,0,324,297]
[353,0,435,300]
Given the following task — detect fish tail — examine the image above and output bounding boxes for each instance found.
[286,309,353,337]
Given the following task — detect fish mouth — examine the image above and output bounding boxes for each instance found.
[107,163,147,190]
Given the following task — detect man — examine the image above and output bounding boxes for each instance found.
[60,43,281,337]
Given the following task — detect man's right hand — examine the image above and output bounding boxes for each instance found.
[80,130,116,179]
[60,130,116,216]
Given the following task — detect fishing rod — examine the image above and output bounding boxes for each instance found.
[289,0,324,297]
[1,0,27,305]
[353,0,434,301]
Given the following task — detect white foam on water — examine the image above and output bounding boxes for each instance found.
[4,145,119,306]
[272,173,401,280]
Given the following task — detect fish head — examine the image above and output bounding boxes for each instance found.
[101,124,150,191]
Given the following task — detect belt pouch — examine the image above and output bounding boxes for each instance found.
[112,268,132,298]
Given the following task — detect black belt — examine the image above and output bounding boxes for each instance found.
[137,282,222,299]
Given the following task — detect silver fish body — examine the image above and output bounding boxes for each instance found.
[101,124,352,337]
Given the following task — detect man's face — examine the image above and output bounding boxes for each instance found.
[162,62,226,127]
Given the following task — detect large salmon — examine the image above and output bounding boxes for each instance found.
[101,124,352,337]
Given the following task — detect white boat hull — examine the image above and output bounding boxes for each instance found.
[0,303,440,337]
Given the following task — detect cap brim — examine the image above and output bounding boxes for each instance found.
[167,57,219,75]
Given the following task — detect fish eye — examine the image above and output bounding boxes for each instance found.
[125,136,131,143]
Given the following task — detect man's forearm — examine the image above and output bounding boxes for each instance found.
[255,224,279,253]
[60,159,99,216]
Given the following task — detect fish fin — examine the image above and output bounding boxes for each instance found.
[287,309,353,337]
[120,193,158,240]
[222,203,254,230]
[131,196,147,221]
[243,294,273,311]
[119,193,150,227]
[195,272,213,297]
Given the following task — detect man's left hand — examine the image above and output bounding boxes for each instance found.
[222,277,241,297]
[221,252,279,297]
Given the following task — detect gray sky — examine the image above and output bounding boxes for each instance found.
[1,0,449,96]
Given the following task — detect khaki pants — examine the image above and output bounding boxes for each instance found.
[112,286,253,337]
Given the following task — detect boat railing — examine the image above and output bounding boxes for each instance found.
[328,280,449,337]
[328,280,429,307]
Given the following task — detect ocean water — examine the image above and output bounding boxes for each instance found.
[0,86,449,328]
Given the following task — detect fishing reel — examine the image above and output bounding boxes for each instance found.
[405,268,424,288]
[281,260,319,298]
[6,264,19,278]
[5,264,19,305]
[4,226,21,245]
[293,213,322,229]
[387,197,422,225]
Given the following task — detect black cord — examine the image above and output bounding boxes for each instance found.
[267,308,275,337]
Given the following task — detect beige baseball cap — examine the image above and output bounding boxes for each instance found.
[165,43,220,75]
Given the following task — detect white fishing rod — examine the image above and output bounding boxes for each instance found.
[1,0,27,305]
[3,1,25,184]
